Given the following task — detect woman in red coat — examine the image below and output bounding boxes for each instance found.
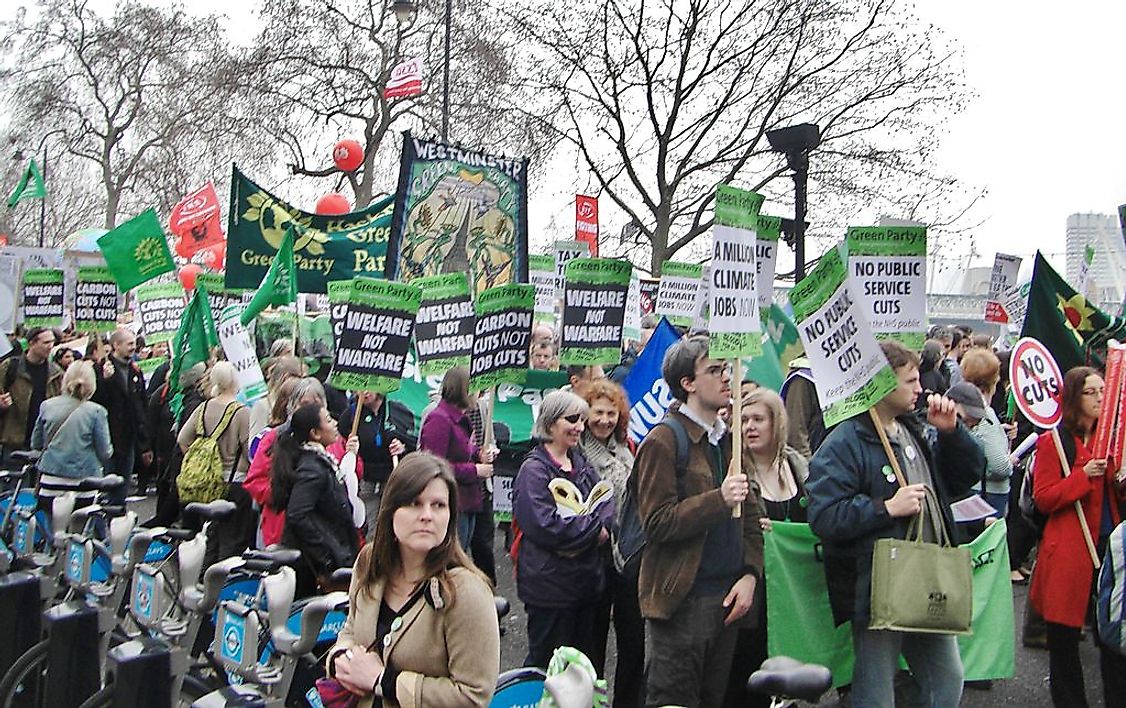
[1030,365,1123,707]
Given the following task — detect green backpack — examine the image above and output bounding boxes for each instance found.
[177,401,243,505]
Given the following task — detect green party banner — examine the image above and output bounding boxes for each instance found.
[560,258,631,366]
[765,521,1015,687]
[6,159,47,209]
[656,261,703,327]
[414,273,474,376]
[529,253,556,322]
[136,282,186,344]
[845,226,928,350]
[709,185,764,359]
[97,209,175,291]
[74,266,119,333]
[386,134,529,296]
[470,283,534,392]
[22,269,64,328]
[225,166,393,293]
[790,244,896,427]
[329,278,421,393]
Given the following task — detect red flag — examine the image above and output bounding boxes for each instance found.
[384,58,423,99]
[575,194,599,257]
[170,183,225,258]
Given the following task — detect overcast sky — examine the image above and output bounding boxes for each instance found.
[914,1,1126,276]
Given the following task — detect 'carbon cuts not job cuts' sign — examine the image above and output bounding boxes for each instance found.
[470,283,534,392]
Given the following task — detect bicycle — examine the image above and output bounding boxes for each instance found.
[747,656,832,708]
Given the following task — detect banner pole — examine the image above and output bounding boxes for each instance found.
[1051,426,1101,568]
[482,387,496,493]
[729,358,742,519]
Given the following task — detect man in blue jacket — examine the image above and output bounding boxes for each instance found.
[807,340,985,707]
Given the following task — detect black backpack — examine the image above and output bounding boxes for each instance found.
[613,416,690,579]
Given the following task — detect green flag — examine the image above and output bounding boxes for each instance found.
[1021,251,1126,372]
[168,287,219,420]
[240,225,298,326]
[97,209,175,291]
[6,159,46,209]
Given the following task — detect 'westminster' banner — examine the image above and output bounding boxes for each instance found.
[225,166,393,293]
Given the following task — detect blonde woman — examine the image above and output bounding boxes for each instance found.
[31,360,113,509]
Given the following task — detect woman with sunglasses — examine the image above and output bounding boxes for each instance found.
[1029,366,1125,706]
[513,389,614,670]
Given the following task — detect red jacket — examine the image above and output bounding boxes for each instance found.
[1029,431,1121,628]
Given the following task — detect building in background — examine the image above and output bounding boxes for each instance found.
[1066,213,1126,305]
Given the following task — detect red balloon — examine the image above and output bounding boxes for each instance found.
[198,241,226,270]
[332,139,364,172]
[316,193,352,216]
[179,263,203,291]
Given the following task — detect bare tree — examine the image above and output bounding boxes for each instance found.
[250,0,555,209]
[504,0,972,273]
[0,0,245,230]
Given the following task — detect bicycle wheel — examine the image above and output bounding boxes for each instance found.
[76,685,114,708]
[0,639,48,708]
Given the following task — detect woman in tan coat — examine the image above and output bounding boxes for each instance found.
[327,452,499,707]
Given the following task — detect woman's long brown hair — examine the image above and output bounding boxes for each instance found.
[351,452,489,607]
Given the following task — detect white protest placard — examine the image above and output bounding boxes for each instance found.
[1008,337,1064,429]
[656,261,703,328]
[529,253,556,322]
[845,225,927,349]
[1002,280,1032,332]
[790,244,898,427]
[709,184,762,358]
[553,240,589,298]
[623,269,641,341]
[217,305,268,404]
[984,253,1022,323]
[755,215,781,311]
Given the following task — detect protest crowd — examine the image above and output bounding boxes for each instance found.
[3,162,1126,708]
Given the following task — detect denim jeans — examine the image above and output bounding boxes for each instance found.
[457,512,476,553]
[358,479,382,542]
[851,624,963,708]
[102,446,135,507]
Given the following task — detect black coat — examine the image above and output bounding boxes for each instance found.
[282,449,359,576]
[93,357,151,453]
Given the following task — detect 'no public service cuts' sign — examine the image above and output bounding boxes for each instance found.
[845,225,928,350]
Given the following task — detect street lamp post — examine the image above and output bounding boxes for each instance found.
[390,0,449,142]
[766,123,820,281]
[12,128,66,248]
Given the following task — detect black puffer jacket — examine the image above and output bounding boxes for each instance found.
[283,447,359,575]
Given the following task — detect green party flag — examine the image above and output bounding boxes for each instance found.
[240,225,298,326]
[168,287,219,420]
[6,159,46,209]
[764,521,1016,687]
[97,209,175,291]
[1021,251,1126,372]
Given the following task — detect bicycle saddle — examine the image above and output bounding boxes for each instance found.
[495,595,510,619]
[746,656,832,703]
[77,474,125,491]
[329,567,353,586]
[184,499,237,520]
[242,546,302,567]
[8,450,41,464]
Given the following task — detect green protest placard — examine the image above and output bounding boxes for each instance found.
[136,282,186,344]
[656,261,703,327]
[560,258,632,366]
[196,272,246,322]
[97,209,175,291]
[756,215,782,310]
[74,266,119,333]
[414,272,474,376]
[470,283,534,392]
[22,269,64,327]
[790,244,897,427]
[226,166,394,293]
[709,185,763,359]
[529,253,556,322]
[326,279,352,348]
[329,278,421,393]
[136,356,167,379]
[845,226,928,350]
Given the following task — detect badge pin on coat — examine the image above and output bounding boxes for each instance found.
[883,464,896,483]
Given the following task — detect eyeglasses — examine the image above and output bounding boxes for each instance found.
[562,412,587,424]
[696,363,732,379]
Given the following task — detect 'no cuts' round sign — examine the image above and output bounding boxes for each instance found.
[1009,337,1064,429]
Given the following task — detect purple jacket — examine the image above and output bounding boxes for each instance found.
[513,444,614,608]
[419,399,483,513]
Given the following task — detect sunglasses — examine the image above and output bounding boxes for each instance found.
[562,412,587,424]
